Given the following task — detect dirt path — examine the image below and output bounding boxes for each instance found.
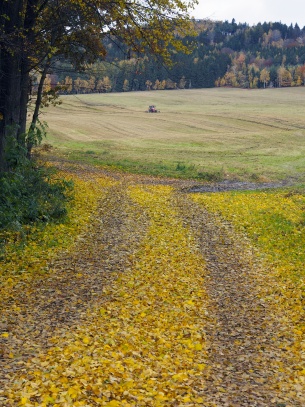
[1,167,304,405]
[0,180,148,389]
[176,192,304,406]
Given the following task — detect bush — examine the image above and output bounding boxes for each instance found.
[0,162,73,231]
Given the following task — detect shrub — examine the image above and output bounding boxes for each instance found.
[0,162,73,231]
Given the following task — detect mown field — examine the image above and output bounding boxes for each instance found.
[43,87,305,181]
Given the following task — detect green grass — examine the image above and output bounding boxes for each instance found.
[192,186,305,282]
[40,87,305,181]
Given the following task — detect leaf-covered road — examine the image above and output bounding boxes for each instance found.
[176,193,304,406]
[0,177,147,388]
[1,168,305,406]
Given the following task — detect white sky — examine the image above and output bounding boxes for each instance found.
[192,0,305,28]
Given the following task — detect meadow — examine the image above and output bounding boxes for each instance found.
[42,87,305,181]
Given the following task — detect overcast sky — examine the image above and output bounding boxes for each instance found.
[192,0,305,28]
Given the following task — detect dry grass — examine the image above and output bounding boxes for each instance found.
[40,87,305,180]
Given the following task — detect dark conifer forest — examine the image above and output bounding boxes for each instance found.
[48,19,305,93]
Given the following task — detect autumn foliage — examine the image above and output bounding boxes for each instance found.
[1,164,305,404]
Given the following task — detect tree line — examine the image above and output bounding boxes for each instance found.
[44,19,305,94]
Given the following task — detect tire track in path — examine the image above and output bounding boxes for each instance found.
[176,192,304,407]
[0,180,148,394]
[2,164,305,406]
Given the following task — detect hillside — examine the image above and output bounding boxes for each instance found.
[41,19,305,93]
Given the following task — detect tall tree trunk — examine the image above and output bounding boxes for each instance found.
[0,0,40,169]
[20,0,39,145]
[0,0,25,171]
[27,59,50,158]
[19,60,31,146]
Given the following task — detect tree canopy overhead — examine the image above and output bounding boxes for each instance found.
[0,0,195,170]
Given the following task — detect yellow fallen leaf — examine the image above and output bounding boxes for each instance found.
[182,395,192,402]
[1,332,9,338]
[106,401,121,407]
[194,343,203,351]
[172,372,188,382]
[67,387,79,399]
[42,395,55,403]
[197,363,205,371]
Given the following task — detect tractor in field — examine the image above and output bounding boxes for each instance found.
[147,105,160,113]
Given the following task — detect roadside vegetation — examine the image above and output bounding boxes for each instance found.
[0,162,71,232]
[192,188,305,284]
[0,164,107,281]
[191,187,305,396]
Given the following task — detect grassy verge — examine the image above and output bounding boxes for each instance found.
[61,148,226,181]
[0,166,114,286]
[191,187,305,282]
[191,187,305,339]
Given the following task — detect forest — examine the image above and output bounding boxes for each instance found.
[44,19,305,93]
